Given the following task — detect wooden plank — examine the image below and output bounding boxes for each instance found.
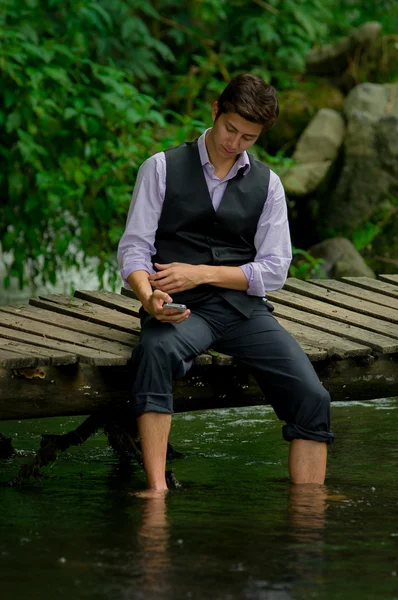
[310,279,398,310]
[290,343,327,361]
[213,353,237,366]
[2,354,397,420]
[30,294,138,334]
[121,287,138,300]
[0,349,38,369]
[277,317,370,359]
[342,276,398,300]
[378,274,398,284]
[0,325,128,366]
[0,304,139,346]
[282,278,398,324]
[0,311,133,358]
[272,303,398,354]
[0,338,76,366]
[267,289,398,341]
[193,354,213,366]
[74,289,142,317]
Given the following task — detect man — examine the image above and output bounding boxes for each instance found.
[118,74,334,493]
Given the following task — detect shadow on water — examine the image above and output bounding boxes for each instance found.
[0,399,397,599]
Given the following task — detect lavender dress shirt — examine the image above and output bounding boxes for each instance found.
[118,129,292,297]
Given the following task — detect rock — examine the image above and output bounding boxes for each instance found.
[307,238,376,279]
[293,109,345,163]
[345,82,398,119]
[315,83,398,236]
[306,21,382,76]
[282,109,345,196]
[283,161,332,196]
[265,81,344,154]
[350,21,383,45]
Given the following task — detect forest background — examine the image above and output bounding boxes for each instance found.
[1,0,397,292]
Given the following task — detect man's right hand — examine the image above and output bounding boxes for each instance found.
[143,290,190,324]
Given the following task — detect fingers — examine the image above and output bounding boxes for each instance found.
[152,289,172,303]
[147,291,190,323]
[149,271,169,281]
[157,309,191,323]
[151,282,181,294]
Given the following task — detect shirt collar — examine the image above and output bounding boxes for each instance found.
[197,128,251,175]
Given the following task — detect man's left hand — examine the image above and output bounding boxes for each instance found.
[149,262,205,294]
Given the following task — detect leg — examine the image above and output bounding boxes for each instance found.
[129,311,218,490]
[215,303,334,484]
[137,413,171,491]
[289,440,327,484]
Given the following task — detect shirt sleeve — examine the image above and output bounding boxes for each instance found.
[240,170,292,297]
[117,152,166,284]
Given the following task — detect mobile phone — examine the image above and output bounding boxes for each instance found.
[163,302,187,313]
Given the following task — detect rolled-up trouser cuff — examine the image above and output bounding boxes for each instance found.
[129,393,174,418]
[283,424,335,445]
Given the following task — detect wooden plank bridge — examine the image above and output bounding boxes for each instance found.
[1,275,398,423]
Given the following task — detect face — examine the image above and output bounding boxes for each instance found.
[209,102,263,161]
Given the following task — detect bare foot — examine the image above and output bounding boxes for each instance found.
[130,488,169,499]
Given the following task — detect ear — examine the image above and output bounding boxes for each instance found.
[212,101,218,122]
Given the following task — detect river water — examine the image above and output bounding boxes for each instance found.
[0,399,397,600]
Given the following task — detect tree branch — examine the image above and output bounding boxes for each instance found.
[252,0,279,15]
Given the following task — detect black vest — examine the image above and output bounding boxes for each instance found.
[152,140,271,317]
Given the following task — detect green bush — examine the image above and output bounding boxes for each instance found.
[1,0,397,290]
[0,0,202,289]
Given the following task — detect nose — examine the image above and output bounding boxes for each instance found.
[228,135,238,151]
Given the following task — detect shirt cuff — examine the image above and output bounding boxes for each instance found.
[240,264,261,296]
[121,261,156,283]
[241,263,266,297]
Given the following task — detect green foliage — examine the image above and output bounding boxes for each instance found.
[324,0,398,37]
[351,194,398,251]
[0,0,202,289]
[1,0,396,290]
[289,248,326,280]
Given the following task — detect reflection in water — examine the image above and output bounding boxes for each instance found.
[134,493,171,598]
[243,485,327,600]
[288,484,327,593]
[1,400,397,600]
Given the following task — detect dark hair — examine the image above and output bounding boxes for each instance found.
[216,74,279,130]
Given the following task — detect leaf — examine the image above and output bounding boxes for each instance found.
[64,107,78,120]
[89,2,113,29]
[25,195,38,212]
[42,66,72,88]
[5,111,21,132]
[207,349,219,357]
[8,172,25,197]
[291,8,317,41]
[22,42,55,63]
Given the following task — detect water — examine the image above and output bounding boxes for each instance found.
[0,248,118,306]
[1,399,397,600]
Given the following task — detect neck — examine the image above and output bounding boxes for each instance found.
[205,129,235,173]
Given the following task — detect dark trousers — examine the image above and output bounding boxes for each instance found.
[128,296,334,445]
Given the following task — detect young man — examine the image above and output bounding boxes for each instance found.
[118,74,334,493]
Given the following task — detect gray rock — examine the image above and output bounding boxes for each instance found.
[293,109,345,164]
[283,161,332,196]
[316,83,398,235]
[283,109,345,196]
[308,238,376,279]
[345,82,398,120]
[306,22,382,76]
